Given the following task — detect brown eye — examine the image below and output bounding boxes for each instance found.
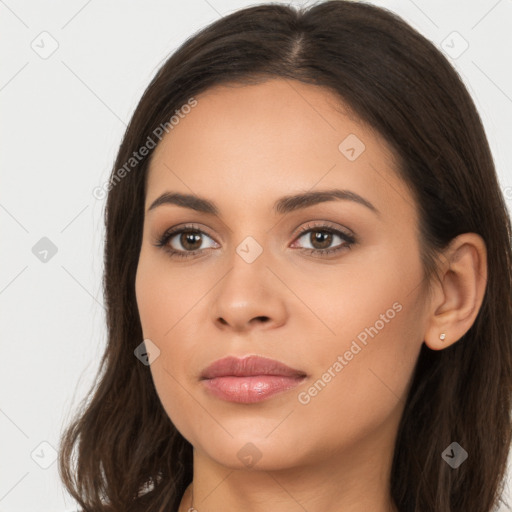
[292,224,356,257]
[307,230,334,250]
[177,230,203,251]
[155,225,218,259]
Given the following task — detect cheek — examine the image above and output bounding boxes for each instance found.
[135,254,208,442]
[149,359,199,444]
[295,239,423,369]
[289,250,424,439]
[292,298,422,459]
[135,253,162,338]
[135,250,207,339]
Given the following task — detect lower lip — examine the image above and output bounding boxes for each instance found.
[201,375,306,403]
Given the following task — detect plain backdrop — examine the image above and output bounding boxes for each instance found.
[1,0,512,510]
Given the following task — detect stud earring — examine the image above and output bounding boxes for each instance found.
[440,333,446,341]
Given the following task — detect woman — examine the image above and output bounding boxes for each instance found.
[58,2,512,511]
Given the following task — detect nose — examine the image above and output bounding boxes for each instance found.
[209,247,288,333]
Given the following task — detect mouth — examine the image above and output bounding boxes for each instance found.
[200,355,307,404]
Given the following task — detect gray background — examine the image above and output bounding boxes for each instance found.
[1,0,511,510]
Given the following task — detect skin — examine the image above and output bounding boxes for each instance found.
[134,78,487,512]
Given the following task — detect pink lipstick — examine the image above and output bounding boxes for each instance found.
[200,355,307,403]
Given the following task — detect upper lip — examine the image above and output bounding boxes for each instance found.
[200,355,307,380]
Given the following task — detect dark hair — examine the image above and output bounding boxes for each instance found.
[58,1,512,511]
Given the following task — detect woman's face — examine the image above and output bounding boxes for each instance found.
[135,78,429,471]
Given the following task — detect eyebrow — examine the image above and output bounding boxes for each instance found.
[147,188,380,217]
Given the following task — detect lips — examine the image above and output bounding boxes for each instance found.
[200,355,307,404]
[200,355,307,380]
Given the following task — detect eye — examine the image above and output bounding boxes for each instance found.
[291,222,356,257]
[154,224,218,259]
[154,221,356,260]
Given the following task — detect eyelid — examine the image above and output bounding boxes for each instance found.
[155,222,218,243]
[293,220,355,238]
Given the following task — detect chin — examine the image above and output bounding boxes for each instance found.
[196,434,309,471]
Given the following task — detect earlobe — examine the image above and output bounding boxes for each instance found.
[424,331,453,352]
[423,233,487,351]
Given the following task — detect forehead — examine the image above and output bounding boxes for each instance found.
[145,78,415,222]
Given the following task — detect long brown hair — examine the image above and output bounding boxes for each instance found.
[58,2,512,511]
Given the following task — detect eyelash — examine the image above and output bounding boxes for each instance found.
[154,222,356,260]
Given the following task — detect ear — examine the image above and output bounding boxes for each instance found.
[423,233,487,351]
